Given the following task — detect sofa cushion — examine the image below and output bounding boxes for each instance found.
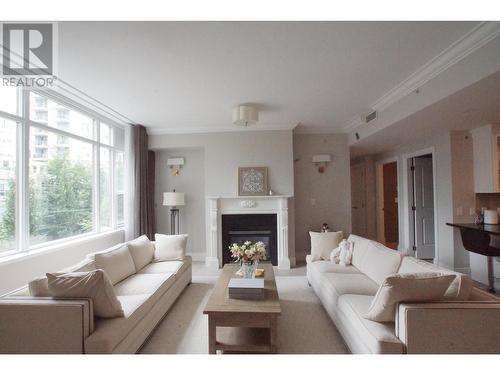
[94,244,136,285]
[309,231,343,261]
[127,235,155,271]
[365,272,456,322]
[307,260,361,275]
[355,240,403,285]
[398,256,473,300]
[337,294,404,354]
[137,257,191,276]
[347,234,373,269]
[47,270,124,318]
[323,273,380,297]
[318,273,379,312]
[85,271,178,353]
[85,293,152,353]
[113,273,176,299]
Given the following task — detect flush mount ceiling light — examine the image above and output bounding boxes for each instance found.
[232,105,259,127]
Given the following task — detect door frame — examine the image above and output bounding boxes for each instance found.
[375,157,400,248]
[401,147,439,264]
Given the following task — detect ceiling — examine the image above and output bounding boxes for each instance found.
[56,21,479,133]
[350,69,500,158]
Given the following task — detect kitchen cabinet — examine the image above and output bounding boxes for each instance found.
[471,124,500,193]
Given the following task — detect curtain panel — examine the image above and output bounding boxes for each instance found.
[131,125,156,240]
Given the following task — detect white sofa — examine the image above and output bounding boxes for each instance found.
[307,234,500,354]
[0,239,192,354]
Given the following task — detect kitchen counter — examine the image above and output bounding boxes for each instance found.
[446,222,500,236]
[447,222,500,292]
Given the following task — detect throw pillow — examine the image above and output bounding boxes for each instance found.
[127,235,155,271]
[154,233,188,262]
[94,244,136,285]
[338,240,354,266]
[310,231,343,261]
[364,272,456,322]
[47,269,124,318]
[28,277,51,297]
[330,246,341,263]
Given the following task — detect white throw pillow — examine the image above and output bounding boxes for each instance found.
[364,272,456,322]
[94,244,136,285]
[154,233,188,261]
[310,231,343,261]
[330,246,341,263]
[127,235,155,271]
[338,240,354,266]
[47,270,124,318]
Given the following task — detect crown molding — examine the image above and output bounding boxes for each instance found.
[147,123,296,135]
[341,21,500,133]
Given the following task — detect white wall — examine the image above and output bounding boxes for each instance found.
[155,148,206,259]
[293,134,351,262]
[150,130,295,263]
[0,230,124,295]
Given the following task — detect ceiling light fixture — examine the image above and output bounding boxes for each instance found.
[232,105,259,127]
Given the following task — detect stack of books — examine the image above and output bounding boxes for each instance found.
[228,278,265,300]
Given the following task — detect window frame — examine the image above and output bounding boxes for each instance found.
[0,87,126,257]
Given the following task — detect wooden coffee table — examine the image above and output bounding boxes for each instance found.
[203,263,281,354]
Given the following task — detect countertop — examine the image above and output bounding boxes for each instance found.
[446,222,500,236]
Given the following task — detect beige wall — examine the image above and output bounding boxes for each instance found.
[293,133,351,262]
[350,156,377,240]
[150,130,296,263]
[150,130,294,197]
[155,148,206,260]
[450,131,476,271]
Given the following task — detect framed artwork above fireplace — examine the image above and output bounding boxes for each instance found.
[238,167,268,196]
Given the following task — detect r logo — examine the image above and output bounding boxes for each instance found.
[2,23,53,76]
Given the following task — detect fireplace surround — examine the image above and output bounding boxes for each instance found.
[205,196,293,269]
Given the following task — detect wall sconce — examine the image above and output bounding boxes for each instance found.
[167,157,184,176]
[312,154,331,173]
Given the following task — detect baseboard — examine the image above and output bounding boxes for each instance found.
[186,252,205,262]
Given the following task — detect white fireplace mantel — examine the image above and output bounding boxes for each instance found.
[205,195,293,269]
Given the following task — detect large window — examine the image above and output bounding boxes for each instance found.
[0,88,125,257]
[0,118,18,254]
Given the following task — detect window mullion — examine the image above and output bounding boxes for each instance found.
[93,119,100,233]
[19,89,30,252]
[111,150,116,229]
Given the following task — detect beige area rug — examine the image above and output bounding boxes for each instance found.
[140,274,349,354]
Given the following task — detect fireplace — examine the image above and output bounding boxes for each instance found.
[222,214,278,266]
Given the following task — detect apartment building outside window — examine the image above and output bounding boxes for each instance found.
[0,88,126,256]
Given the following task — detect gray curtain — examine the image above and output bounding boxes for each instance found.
[133,125,156,240]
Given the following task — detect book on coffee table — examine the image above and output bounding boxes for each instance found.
[228,278,265,300]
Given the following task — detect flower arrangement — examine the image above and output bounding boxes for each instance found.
[229,241,267,264]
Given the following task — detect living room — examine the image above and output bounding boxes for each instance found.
[1,1,500,374]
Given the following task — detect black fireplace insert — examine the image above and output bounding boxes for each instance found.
[221,214,278,266]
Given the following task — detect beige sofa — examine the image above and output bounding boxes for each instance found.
[0,239,192,354]
[307,234,500,354]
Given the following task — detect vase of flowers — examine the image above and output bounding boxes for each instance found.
[229,241,267,278]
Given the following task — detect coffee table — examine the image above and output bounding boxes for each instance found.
[203,263,281,354]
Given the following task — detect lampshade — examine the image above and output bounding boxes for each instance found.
[232,105,259,126]
[163,192,185,206]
